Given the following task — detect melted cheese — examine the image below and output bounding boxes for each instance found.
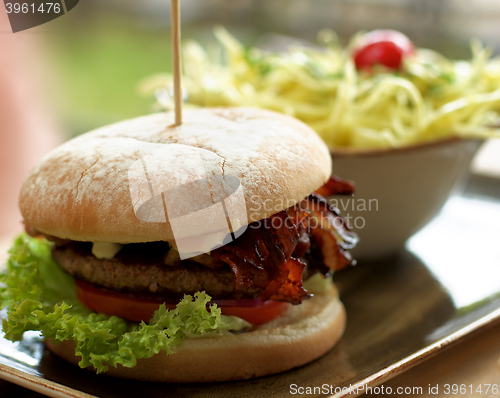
[92,242,123,259]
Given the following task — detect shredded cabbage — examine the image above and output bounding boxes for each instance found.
[0,234,249,372]
[141,27,500,148]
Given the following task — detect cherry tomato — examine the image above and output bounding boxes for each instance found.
[353,30,415,71]
[75,280,288,324]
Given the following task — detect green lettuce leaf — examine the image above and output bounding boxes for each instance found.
[0,234,249,372]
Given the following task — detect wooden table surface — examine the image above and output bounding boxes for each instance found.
[0,139,499,398]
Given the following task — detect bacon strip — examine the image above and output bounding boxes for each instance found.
[307,194,358,253]
[268,258,308,303]
[212,212,308,304]
[314,175,355,196]
[212,189,358,305]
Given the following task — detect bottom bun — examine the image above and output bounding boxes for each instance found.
[46,283,345,382]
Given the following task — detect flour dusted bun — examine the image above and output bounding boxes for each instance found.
[46,284,344,382]
[20,107,331,243]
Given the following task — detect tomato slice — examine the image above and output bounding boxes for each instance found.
[75,280,288,325]
[216,300,288,325]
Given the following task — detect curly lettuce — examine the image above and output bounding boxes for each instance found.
[0,234,249,372]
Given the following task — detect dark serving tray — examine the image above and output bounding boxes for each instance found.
[1,174,499,398]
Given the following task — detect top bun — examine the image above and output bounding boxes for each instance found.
[20,107,331,243]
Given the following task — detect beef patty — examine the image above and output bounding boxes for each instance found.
[52,242,260,300]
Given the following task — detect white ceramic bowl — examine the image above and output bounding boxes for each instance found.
[329,138,483,260]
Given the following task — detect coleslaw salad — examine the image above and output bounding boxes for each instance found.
[142,27,500,149]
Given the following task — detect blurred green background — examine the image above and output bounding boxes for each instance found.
[47,12,173,137]
[42,0,500,138]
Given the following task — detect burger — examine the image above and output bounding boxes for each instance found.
[0,107,357,382]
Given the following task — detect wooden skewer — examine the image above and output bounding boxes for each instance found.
[170,0,182,126]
